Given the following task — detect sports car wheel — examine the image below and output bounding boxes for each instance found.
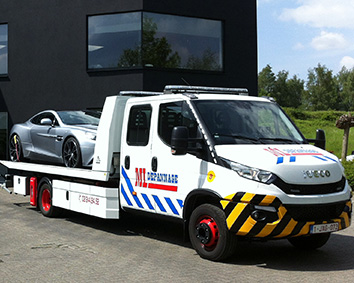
[189,204,237,261]
[9,134,23,162]
[63,137,82,168]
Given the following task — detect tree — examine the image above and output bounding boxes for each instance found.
[285,74,304,108]
[258,64,276,97]
[258,65,304,107]
[303,64,339,110]
[336,67,354,111]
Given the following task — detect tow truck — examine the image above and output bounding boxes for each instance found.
[1,85,352,261]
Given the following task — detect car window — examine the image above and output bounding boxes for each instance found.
[30,113,57,126]
[57,111,100,125]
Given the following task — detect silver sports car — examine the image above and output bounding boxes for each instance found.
[9,110,100,168]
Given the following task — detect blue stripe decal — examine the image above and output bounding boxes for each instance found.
[177,199,184,208]
[165,197,179,215]
[324,155,337,162]
[290,156,296,162]
[141,194,154,210]
[153,195,166,212]
[277,157,284,164]
[313,156,327,161]
[121,167,144,208]
[121,185,133,206]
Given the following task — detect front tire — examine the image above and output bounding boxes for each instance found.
[38,182,61,217]
[189,204,237,261]
[63,137,82,168]
[288,233,331,250]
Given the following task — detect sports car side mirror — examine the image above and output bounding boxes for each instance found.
[40,118,53,126]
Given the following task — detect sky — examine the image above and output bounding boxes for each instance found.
[257,0,354,81]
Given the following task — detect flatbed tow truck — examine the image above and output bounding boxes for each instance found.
[0,85,352,261]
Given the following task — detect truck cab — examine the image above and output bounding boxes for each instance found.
[93,85,352,261]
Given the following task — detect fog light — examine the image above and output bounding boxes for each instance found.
[251,210,267,222]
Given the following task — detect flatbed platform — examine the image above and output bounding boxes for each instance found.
[0,160,109,182]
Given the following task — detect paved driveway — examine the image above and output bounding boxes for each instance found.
[1,190,353,282]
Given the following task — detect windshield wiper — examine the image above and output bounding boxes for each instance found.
[258,137,302,144]
[213,133,262,143]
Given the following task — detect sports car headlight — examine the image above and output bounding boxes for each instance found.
[222,158,274,184]
[85,132,96,141]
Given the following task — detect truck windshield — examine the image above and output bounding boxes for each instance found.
[192,100,305,145]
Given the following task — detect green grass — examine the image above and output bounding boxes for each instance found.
[283,108,354,158]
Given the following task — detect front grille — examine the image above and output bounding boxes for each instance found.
[284,202,346,221]
[273,176,346,195]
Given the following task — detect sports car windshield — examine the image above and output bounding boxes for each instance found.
[57,111,100,126]
[192,100,306,145]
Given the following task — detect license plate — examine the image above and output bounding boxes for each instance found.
[310,223,339,234]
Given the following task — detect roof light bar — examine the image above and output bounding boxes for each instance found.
[164,85,249,96]
[119,91,162,97]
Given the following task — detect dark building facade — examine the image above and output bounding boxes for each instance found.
[0,0,257,159]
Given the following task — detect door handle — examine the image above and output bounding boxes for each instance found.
[151,157,158,172]
[125,155,130,170]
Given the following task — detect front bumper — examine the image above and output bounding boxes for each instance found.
[221,192,352,239]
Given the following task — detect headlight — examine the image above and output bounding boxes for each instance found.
[222,158,274,184]
[85,132,96,140]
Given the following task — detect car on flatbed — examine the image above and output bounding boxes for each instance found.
[9,110,99,168]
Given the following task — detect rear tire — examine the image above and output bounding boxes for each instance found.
[9,134,23,162]
[38,182,61,217]
[288,233,330,250]
[189,204,237,261]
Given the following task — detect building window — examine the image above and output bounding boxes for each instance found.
[88,12,222,72]
[0,24,8,75]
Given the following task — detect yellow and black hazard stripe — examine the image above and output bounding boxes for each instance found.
[220,192,352,239]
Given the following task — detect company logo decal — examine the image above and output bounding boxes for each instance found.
[120,167,183,216]
[207,171,216,182]
[303,170,331,179]
[264,147,337,164]
[135,168,178,192]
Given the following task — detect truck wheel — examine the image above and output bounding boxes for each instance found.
[189,204,237,261]
[288,233,330,250]
[38,182,61,217]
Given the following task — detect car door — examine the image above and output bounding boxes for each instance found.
[29,112,60,161]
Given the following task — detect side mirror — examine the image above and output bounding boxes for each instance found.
[171,126,189,155]
[308,129,326,150]
[40,118,53,126]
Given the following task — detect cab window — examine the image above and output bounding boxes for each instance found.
[127,105,152,146]
[158,101,198,145]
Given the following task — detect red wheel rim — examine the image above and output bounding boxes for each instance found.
[42,188,51,212]
[195,216,219,250]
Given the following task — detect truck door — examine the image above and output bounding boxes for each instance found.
[148,101,206,218]
[120,100,207,217]
[120,103,155,213]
